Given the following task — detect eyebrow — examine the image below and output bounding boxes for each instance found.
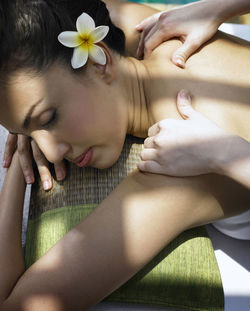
[22,98,44,130]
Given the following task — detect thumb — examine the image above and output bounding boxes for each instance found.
[172,36,202,68]
[177,90,197,119]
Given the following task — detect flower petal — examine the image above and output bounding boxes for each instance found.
[71,45,88,69]
[76,13,95,36]
[90,26,109,43]
[58,31,82,47]
[88,44,106,65]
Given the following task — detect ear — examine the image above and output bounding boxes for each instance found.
[92,42,116,85]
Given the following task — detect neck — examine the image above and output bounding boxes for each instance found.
[117,57,152,137]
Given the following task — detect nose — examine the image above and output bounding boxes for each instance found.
[32,131,71,163]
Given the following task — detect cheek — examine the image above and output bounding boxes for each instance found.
[62,100,94,139]
[64,112,86,138]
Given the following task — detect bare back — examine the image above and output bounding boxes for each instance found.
[145,31,250,141]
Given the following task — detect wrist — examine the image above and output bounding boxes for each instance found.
[207,0,250,22]
[200,0,230,28]
[213,134,250,177]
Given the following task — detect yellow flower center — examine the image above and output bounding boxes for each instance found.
[80,34,94,48]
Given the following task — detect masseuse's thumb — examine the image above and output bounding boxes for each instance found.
[172,36,201,68]
[177,90,197,120]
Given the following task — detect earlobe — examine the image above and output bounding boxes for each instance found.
[93,43,116,85]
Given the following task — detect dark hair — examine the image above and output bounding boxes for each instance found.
[0,0,125,74]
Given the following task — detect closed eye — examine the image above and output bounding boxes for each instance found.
[42,110,58,129]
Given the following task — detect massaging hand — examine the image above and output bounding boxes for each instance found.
[3,134,66,190]
[138,90,236,176]
[136,0,222,67]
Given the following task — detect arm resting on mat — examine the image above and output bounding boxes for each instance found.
[0,152,250,311]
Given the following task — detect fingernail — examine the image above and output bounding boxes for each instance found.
[43,180,51,190]
[26,176,34,184]
[2,160,8,168]
[56,170,65,181]
[173,56,185,68]
[179,90,190,100]
[135,23,141,29]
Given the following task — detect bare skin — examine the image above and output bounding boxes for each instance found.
[0,2,250,311]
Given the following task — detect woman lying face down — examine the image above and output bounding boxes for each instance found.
[1,0,250,173]
[0,0,249,310]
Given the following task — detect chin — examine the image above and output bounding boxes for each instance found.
[92,149,122,169]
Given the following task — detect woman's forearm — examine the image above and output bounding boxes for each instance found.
[2,168,249,311]
[0,153,26,303]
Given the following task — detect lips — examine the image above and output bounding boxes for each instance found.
[74,148,93,167]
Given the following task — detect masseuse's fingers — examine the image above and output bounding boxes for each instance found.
[3,133,17,168]
[137,160,162,174]
[136,13,159,31]
[31,140,53,190]
[136,21,155,58]
[140,148,158,161]
[148,122,160,137]
[176,89,200,119]
[172,35,202,68]
[136,12,161,59]
[143,25,175,58]
[144,135,161,149]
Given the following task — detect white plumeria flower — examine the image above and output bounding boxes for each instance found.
[58,12,109,69]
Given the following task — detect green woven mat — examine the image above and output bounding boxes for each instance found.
[25,136,224,310]
[25,204,224,311]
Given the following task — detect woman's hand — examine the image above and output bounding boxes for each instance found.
[3,133,66,190]
[138,90,237,177]
[136,0,223,67]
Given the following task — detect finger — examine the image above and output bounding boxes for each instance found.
[143,136,156,148]
[54,161,67,181]
[17,135,35,184]
[172,36,202,68]
[31,140,53,190]
[3,133,17,168]
[137,160,164,175]
[137,30,147,59]
[135,12,160,31]
[140,148,158,161]
[144,26,174,58]
[148,123,160,137]
[136,22,154,59]
[176,90,197,120]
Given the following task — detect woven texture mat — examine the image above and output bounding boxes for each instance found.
[29,135,143,218]
[26,135,224,311]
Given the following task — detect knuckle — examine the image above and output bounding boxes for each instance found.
[33,151,44,162]
[5,140,13,150]
[144,137,151,147]
[141,161,150,172]
[159,11,169,21]
[157,120,166,130]
[18,144,28,155]
[153,136,163,147]
[21,163,31,175]
[140,150,146,160]
[188,36,201,49]
[158,22,168,34]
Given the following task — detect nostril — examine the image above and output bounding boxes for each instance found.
[58,143,71,159]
